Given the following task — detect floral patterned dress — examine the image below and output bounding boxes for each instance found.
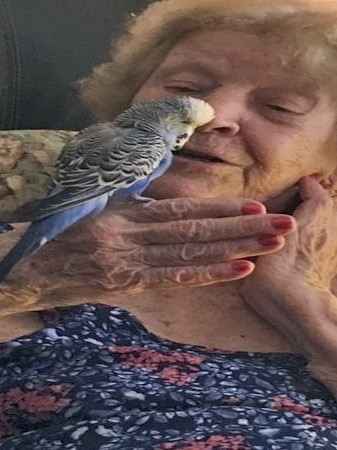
[0,303,337,449]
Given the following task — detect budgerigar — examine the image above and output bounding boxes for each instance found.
[0,96,214,282]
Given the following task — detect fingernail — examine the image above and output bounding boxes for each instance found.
[258,235,280,247]
[232,261,252,271]
[271,217,294,230]
[242,203,264,215]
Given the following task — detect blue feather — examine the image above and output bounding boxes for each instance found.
[0,151,173,282]
[0,96,207,281]
[0,196,108,282]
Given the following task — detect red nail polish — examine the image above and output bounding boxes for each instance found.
[242,203,263,215]
[272,217,294,230]
[258,235,280,246]
[232,261,252,271]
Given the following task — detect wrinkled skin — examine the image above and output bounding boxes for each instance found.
[133,30,337,201]
[0,196,296,313]
[240,177,337,397]
[1,29,337,395]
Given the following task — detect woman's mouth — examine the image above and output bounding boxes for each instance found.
[176,148,224,164]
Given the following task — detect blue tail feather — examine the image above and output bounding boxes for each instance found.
[0,195,108,282]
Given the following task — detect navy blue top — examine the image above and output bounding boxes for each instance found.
[0,304,336,449]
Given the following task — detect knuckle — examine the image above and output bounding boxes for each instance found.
[101,261,145,291]
[180,243,211,261]
[134,198,175,220]
[233,216,259,235]
[136,246,175,265]
[167,197,199,216]
[234,239,255,257]
[316,195,333,209]
[177,219,214,240]
[135,197,198,221]
[145,266,209,286]
[172,266,201,284]
[162,264,231,285]
[179,219,204,239]
[145,266,196,287]
[166,265,221,285]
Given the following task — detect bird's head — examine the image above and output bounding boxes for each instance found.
[161,96,215,151]
[114,96,215,151]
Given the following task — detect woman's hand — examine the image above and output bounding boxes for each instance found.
[243,176,337,292]
[240,177,337,393]
[0,196,295,313]
[240,176,337,312]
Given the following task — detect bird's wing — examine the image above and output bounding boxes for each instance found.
[54,122,166,187]
[2,123,167,223]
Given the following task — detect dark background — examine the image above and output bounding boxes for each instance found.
[0,0,152,130]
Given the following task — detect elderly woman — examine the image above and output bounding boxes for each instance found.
[1,0,337,448]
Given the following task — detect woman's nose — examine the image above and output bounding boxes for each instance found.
[198,88,245,136]
[199,118,240,136]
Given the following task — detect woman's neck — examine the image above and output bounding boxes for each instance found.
[108,282,299,353]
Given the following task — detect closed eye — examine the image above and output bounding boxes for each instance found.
[166,86,200,94]
[267,104,295,113]
[266,104,305,115]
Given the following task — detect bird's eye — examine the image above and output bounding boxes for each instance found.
[177,133,189,139]
[181,119,192,125]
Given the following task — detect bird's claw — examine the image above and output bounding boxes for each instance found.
[0,221,14,234]
[132,194,156,203]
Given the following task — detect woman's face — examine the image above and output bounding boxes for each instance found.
[132,29,337,202]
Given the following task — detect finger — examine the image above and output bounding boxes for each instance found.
[132,214,296,245]
[141,261,256,288]
[298,176,332,203]
[133,235,285,266]
[294,176,334,222]
[108,197,266,223]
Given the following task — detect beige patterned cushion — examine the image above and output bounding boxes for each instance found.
[0,130,77,214]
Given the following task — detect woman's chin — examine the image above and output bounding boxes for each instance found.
[144,179,198,200]
[144,170,244,201]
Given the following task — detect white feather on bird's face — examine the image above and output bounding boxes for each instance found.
[161,97,215,152]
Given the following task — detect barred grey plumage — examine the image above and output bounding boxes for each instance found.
[0,96,214,281]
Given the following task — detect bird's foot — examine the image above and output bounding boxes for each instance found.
[0,221,14,234]
[131,194,155,203]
